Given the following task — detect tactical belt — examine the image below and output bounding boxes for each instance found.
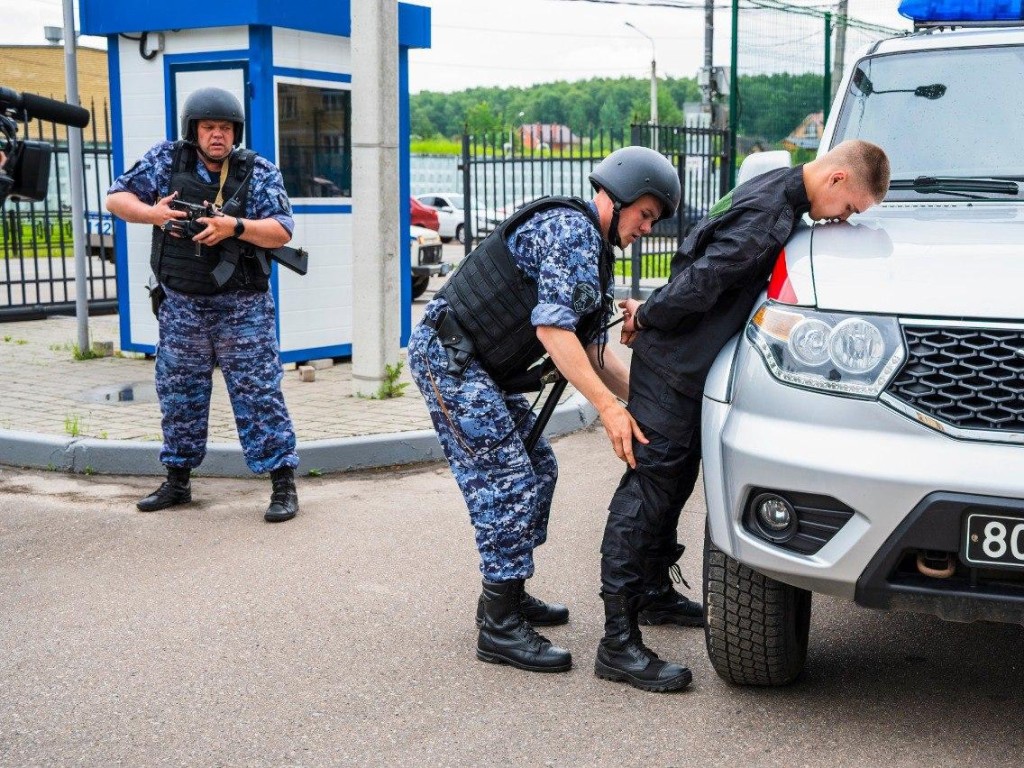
[424,307,556,394]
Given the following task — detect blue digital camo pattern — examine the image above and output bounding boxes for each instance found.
[107,140,294,234]
[156,287,298,475]
[409,204,607,580]
[110,141,298,477]
[409,323,558,581]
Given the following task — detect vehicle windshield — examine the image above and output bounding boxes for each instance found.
[832,44,1024,200]
[448,194,464,209]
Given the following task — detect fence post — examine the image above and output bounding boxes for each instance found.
[461,129,472,256]
[823,12,833,123]
[629,124,642,299]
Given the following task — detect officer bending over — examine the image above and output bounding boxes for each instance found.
[598,139,891,693]
[106,87,301,523]
[409,146,681,674]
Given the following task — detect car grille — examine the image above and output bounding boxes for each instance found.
[418,244,442,266]
[886,325,1024,436]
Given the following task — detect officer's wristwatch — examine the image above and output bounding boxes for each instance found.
[233,217,245,237]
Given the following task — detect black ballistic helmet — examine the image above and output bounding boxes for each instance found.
[589,145,681,221]
[180,87,245,145]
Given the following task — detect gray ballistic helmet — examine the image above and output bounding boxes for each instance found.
[589,145,681,221]
[180,87,244,145]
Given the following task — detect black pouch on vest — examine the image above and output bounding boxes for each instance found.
[436,309,477,377]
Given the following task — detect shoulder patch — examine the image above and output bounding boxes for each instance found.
[278,193,292,215]
[708,190,733,219]
[572,282,599,314]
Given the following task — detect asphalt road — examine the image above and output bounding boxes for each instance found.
[2,426,1022,768]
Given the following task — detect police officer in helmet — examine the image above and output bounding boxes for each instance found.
[106,86,301,523]
[408,146,680,673]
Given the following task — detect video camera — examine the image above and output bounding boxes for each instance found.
[0,86,90,207]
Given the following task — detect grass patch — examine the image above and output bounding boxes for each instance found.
[613,254,674,280]
[359,361,409,400]
[411,137,461,155]
[72,344,101,361]
[64,413,84,437]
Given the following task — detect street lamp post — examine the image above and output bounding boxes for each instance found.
[625,21,657,148]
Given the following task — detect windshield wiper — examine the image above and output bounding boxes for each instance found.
[889,176,1020,196]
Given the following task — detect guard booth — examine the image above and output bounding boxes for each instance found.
[78,0,431,361]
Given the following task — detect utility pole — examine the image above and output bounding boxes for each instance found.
[831,0,849,103]
[351,0,399,396]
[61,0,89,355]
[625,22,657,149]
[703,0,714,119]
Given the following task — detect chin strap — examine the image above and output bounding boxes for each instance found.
[608,200,623,249]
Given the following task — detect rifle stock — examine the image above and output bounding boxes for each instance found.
[268,245,308,276]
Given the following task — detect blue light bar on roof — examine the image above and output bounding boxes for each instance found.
[899,0,1024,21]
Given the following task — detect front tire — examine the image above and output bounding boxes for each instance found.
[703,524,811,686]
[455,224,466,244]
[411,274,430,300]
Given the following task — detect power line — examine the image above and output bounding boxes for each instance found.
[433,23,704,41]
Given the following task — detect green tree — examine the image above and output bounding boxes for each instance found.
[465,101,503,135]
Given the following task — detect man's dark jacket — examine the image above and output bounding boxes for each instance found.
[632,164,811,399]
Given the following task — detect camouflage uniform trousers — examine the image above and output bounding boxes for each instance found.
[155,287,298,475]
[408,322,558,582]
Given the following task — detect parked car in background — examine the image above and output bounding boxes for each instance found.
[701,8,1024,687]
[415,192,479,244]
[477,194,549,238]
[409,225,448,300]
[410,196,439,232]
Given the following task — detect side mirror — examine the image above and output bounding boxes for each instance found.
[851,67,874,96]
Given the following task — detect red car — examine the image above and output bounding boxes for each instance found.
[410,196,440,231]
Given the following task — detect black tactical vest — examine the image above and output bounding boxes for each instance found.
[436,196,614,386]
[150,142,266,295]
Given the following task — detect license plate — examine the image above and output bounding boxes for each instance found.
[962,513,1024,570]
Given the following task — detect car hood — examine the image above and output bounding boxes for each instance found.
[806,202,1024,319]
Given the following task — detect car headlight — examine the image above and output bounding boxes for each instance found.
[747,302,905,398]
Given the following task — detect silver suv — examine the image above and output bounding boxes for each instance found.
[702,20,1024,685]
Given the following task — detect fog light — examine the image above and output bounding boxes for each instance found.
[748,492,799,543]
[757,496,792,531]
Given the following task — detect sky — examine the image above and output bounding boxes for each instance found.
[3,0,912,94]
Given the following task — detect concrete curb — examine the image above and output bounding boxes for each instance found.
[0,393,598,477]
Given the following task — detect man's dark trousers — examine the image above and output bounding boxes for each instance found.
[601,356,702,601]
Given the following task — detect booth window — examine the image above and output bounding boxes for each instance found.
[277,83,351,198]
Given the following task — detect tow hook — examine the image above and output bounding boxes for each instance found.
[916,550,955,579]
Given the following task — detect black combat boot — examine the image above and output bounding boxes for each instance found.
[638,584,705,627]
[595,593,692,692]
[476,579,572,673]
[136,466,192,512]
[474,586,570,628]
[264,467,299,522]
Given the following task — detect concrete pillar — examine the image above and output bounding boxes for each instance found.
[351,0,399,396]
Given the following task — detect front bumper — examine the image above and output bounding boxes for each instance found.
[702,337,1024,621]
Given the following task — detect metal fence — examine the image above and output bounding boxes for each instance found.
[728,0,911,174]
[1,101,116,321]
[460,122,730,291]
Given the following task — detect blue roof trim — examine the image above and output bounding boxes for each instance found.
[79,0,431,49]
[292,204,354,214]
[274,68,352,84]
[399,3,431,49]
